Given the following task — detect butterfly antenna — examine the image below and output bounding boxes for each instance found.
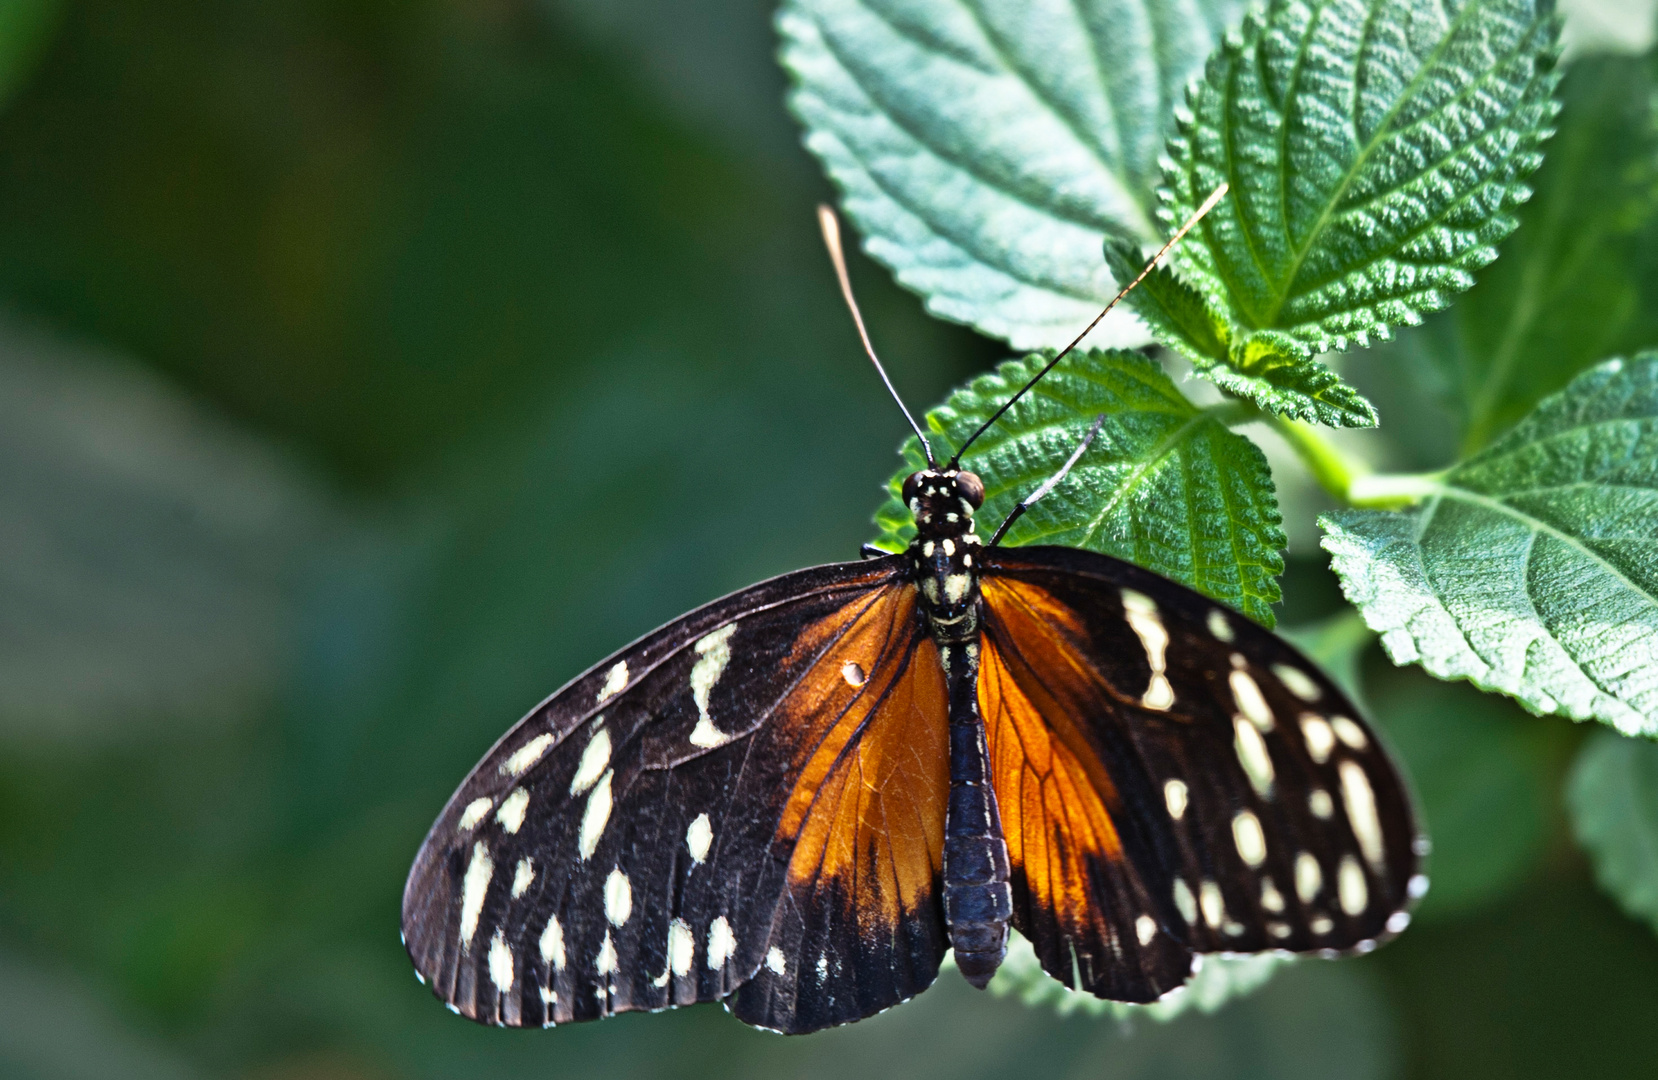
[949,181,1230,469]
[987,414,1106,547]
[818,205,936,468]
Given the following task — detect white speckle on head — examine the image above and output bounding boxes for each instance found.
[540,915,565,969]
[1200,880,1225,929]
[923,540,934,557]
[841,661,866,688]
[1295,852,1322,903]
[766,946,786,975]
[1339,760,1385,867]
[1136,914,1157,946]
[1311,915,1334,935]
[1121,589,1174,711]
[488,930,515,993]
[595,931,618,975]
[1273,664,1322,702]
[511,856,535,899]
[1408,874,1430,900]
[942,538,955,556]
[1309,788,1334,819]
[604,868,632,926]
[688,624,739,748]
[578,769,614,860]
[1173,878,1197,925]
[686,812,713,864]
[1339,855,1368,915]
[1300,714,1336,764]
[707,916,736,969]
[1269,921,1292,940]
[458,797,494,832]
[945,512,959,523]
[668,919,695,976]
[1207,609,1235,642]
[1386,910,1411,934]
[1164,779,1188,820]
[1234,717,1275,796]
[1230,668,1275,731]
[1232,810,1267,867]
[1332,716,1369,750]
[569,727,612,795]
[496,788,529,834]
[459,841,494,950]
[963,554,972,567]
[922,578,940,603]
[503,733,556,778]
[597,661,628,705]
[943,573,971,604]
[1261,876,1285,912]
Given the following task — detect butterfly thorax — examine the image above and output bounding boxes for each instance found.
[903,468,985,646]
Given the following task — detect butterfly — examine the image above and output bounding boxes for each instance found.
[401,185,1426,1035]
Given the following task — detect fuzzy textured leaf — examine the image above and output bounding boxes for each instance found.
[1567,729,1658,937]
[778,0,1245,349]
[1161,0,1561,362]
[1379,54,1658,456]
[1323,354,1658,736]
[873,349,1285,625]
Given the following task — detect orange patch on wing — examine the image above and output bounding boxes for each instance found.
[774,587,948,927]
[978,577,1126,926]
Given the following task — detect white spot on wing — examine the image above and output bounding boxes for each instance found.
[1234,717,1275,796]
[1301,715,1336,764]
[1311,915,1333,935]
[1332,715,1369,750]
[1121,589,1174,710]
[688,624,739,748]
[540,915,565,969]
[511,856,535,899]
[766,946,786,975]
[1386,910,1411,934]
[569,727,612,796]
[578,769,614,860]
[604,868,632,926]
[595,931,618,975]
[488,930,515,993]
[1340,761,1385,867]
[1173,878,1197,924]
[1200,880,1225,929]
[1261,877,1285,913]
[458,797,494,832]
[1136,914,1157,946]
[707,916,736,969]
[1164,778,1188,820]
[1207,609,1235,642]
[1230,666,1275,731]
[459,841,494,950]
[496,788,529,834]
[1232,810,1267,867]
[686,813,713,864]
[1273,663,1322,702]
[1408,874,1430,900]
[1309,788,1334,819]
[1339,855,1368,915]
[1296,852,1322,903]
[597,661,628,704]
[668,919,695,976]
[841,661,866,688]
[503,733,556,778]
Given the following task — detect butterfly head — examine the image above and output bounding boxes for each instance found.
[903,469,984,540]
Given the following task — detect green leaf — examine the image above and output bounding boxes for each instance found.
[970,927,1288,1021]
[777,0,1246,350]
[1104,238,1379,428]
[1567,728,1658,936]
[872,349,1285,625]
[1160,0,1562,363]
[1378,54,1658,456]
[1322,354,1658,735]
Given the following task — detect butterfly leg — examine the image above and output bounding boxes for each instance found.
[939,641,1012,988]
[985,414,1106,548]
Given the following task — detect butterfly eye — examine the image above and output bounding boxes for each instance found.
[901,471,926,505]
[956,472,985,508]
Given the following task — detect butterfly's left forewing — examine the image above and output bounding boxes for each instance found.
[401,556,950,1034]
[979,547,1423,997]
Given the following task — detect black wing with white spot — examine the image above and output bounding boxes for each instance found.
[980,547,1424,985]
[401,555,952,1034]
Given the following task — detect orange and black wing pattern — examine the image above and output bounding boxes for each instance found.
[980,546,1423,998]
[401,556,950,1035]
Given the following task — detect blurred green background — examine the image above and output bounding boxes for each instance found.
[3,1,1658,1078]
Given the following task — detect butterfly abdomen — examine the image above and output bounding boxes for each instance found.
[940,640,1011,988]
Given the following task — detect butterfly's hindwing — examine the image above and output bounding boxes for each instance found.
[401,555,953,1034]
[979,547,1422,987]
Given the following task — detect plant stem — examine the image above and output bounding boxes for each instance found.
[1260,415,1445,508]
